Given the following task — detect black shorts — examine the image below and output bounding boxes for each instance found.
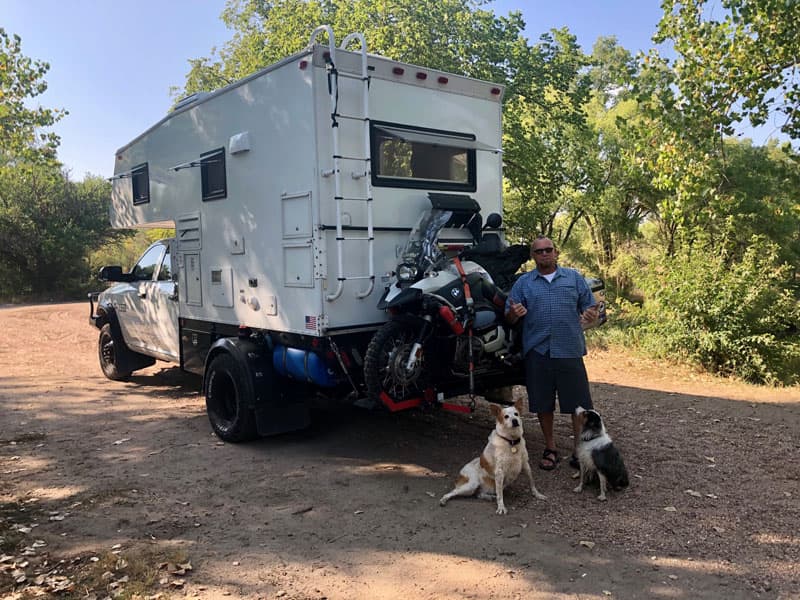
[525,350,593,414]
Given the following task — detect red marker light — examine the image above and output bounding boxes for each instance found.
[416,72,427,80]
[490,87,501,95]
[299,60,308,70]
[437,76,449,84]
[392,67,405,76]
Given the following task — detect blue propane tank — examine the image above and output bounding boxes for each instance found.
[273,345,338,387]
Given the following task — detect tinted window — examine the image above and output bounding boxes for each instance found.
[131,163,150,205]
[131,244,164,281]
[201,148,227,201]
[157,247,172,281]
[371,122,476,192]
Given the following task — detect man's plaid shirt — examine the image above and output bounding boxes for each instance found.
[506,266,595,358]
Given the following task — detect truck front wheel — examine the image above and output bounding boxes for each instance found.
[98,323,133,381]
[205,353,259,442]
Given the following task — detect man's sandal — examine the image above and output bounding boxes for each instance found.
[540,448,559,471]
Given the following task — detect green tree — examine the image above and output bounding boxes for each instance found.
[717,139,800,269]
[501,28,593,245]
[656,0,800,140]
[0,28,65,164]
[177,0,527,98]
[630,0,800,256]
[577,37,661,275]
[634,234,800,385]
[0,165,125,299]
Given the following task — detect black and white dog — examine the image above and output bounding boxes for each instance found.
[573,407,629,501]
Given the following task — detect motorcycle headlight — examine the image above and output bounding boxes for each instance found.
[397,264,418,282]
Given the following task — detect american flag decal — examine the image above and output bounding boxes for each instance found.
[304,315,317,330]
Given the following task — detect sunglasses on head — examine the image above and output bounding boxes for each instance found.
[532,247,555,255]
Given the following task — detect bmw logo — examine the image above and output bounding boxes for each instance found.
[450,287,461,298]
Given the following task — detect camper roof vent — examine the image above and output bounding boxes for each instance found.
[171,92,211,113]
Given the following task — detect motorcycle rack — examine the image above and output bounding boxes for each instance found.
[378,388,477,414]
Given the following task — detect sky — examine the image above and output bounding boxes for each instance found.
[5,1,670,179]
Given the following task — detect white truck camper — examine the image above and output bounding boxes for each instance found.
[90,26,605,441]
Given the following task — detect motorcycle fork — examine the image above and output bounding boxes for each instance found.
[404,315,433,373]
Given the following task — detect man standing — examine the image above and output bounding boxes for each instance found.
[505,236,598,470]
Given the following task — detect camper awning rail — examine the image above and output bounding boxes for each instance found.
[374,125,501,153]
[170,149,224,172]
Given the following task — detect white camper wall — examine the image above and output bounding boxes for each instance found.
[111,54,327,334]
[313,50,504,331]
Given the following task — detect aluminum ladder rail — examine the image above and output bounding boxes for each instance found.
[309,26,375,302]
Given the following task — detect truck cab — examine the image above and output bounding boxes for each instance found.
[92,239,180,377]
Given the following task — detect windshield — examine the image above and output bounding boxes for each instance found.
[400,209,453,272]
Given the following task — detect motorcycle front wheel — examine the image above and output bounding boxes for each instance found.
[364,320,428,403]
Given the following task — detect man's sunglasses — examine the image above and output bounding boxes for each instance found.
[532,247,555,255]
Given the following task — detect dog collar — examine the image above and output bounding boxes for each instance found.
[497,434,522,453]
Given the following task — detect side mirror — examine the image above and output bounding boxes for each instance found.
[484,213,502,229]
[98,266,131,282]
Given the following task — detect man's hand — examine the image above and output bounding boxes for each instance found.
[580,305,599,327]
[506,299,527,324]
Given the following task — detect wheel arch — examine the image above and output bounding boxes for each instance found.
[203,336,309,436]
[203,337,269,410]
[94,301,118,331]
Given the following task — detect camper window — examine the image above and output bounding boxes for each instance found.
[131,163,150,205]
[201,148,227,201]
[370,122,476,192]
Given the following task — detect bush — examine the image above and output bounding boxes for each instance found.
[629,236,800,385]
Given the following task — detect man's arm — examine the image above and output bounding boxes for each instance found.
[505,280,527,324]
[575,273,598,326]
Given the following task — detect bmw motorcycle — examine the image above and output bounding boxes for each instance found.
[363,195,532,410]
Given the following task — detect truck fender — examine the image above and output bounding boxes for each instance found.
[203,337,310,435]
[203,337,269,410]
[94,301,122,335]
[93,304,155,372]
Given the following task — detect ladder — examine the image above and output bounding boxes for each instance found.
[309,25,374,302]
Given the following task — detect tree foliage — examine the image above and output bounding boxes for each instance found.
[656,0,800,139]
[0,165,127,300]
[178,0,527,97]
[0,28,65,164]
[501,28,593,246]
[633,235,800,385]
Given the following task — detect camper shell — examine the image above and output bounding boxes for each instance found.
[90,27,578,440]
[108,38,503,332]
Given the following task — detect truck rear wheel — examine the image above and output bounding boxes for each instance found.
[205,353,259,442]
[98,323,133,381]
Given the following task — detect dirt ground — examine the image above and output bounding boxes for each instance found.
[1,302,799,600]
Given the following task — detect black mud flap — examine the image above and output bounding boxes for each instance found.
[253,378,310,437]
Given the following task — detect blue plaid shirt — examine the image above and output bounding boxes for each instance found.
[506,266,595,358]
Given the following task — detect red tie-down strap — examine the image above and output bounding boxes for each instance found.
[440,401,472,414]
[452,257,476,408]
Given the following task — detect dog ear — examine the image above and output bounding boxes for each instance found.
[489,403,502,420]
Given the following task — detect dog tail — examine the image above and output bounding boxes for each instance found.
[613,467,630,490]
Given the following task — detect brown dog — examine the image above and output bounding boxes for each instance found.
[439,398,546,514]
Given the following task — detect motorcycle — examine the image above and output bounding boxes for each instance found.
[363,195,531,410]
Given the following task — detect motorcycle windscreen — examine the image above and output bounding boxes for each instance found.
[401,209,452,272]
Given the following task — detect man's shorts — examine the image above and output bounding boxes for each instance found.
[525,350,593,414]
